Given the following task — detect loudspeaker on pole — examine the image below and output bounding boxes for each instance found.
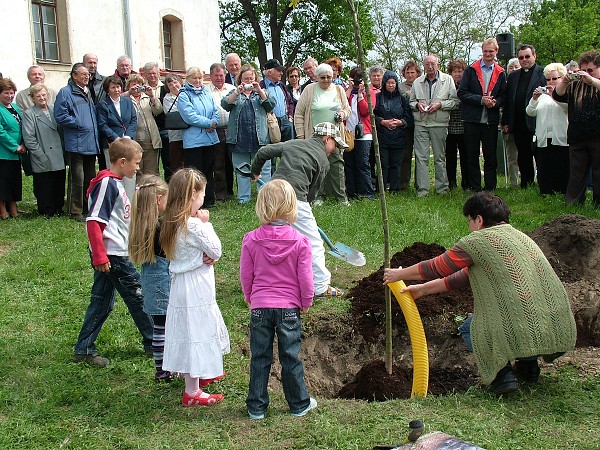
[496,33,514,60]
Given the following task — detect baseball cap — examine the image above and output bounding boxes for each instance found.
[264,59,285,72]
[313,122,349,149]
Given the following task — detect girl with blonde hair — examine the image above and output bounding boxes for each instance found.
[128,174,172,382]
[160,168,229,407]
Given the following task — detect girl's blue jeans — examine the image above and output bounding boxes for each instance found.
[246,308,310,416]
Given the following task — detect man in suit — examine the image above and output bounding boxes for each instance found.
[501,44,545,188]
[225,53,241,86]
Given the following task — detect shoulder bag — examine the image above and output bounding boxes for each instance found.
[266,111,281,143]
[164,92,191,130]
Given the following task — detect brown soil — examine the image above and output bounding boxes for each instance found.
[265,215,600,400]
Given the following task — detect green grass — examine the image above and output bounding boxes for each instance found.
[1,174,599,449]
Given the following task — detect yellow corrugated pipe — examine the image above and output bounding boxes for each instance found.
[388,280,429,397]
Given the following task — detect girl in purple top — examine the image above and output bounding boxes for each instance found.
[240,179,317,420]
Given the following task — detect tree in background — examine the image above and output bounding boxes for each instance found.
[220,0,375,71]
[371,0,529,72]
[515,0,600,67]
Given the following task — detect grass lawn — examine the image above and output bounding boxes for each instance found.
[1,174,599,449]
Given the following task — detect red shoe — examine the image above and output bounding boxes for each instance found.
[199,371,226,388]
[182,390,224,407]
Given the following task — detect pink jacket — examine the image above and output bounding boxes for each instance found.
[240,224,314,309]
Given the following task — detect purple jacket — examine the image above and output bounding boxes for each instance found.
[240,224,314,309]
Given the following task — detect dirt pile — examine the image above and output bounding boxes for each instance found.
[267,215,600,400]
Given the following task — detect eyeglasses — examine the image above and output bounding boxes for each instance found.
[545,77,561,81]
[288,75,299,78]
[518,54,532,60]
[582,67,597,74]
[319,76,332,80]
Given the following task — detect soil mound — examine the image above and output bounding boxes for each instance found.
[278,215,600,400]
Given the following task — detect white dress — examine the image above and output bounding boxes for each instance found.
[162,217,230,378]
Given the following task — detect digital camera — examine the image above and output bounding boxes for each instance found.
[569,73,580,81]
[137,85,147,92]
[243,83,254,90]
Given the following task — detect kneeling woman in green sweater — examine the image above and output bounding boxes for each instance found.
[383,191,576,395]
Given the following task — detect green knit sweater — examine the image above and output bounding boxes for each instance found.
[457,224,577,384]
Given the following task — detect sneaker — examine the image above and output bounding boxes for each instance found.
[488,364,518,396]
[155,370,175,383]
[248,411,265,420]
[312,199,324,207]
[315,286,344,298]
[291,397,317,417]
[514,359,541,382]
[74,354,110,368]
[182,391,224,407]
[340,200,351,206]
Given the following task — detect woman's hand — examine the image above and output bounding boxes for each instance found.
[532,87,542,100]
[383,267,403,285]
[400,284,427,300]
[202,253,216,265]
[16,144,26,154]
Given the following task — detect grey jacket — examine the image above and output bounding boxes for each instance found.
[22,105,65,173]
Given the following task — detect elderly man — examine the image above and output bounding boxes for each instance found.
[113,55,136,89]
[409,54,458,197]
[208,62,235,201]
[225,53,241,86]
[142,62,171,179]
[301,57,318,92]
[260,59,294,143]
[15,65,57,111]
[54,63,100,221]
[83,53,106,104]
[501,44,545,188]
[458,38,507,191]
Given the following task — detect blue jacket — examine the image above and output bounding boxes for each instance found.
[178,83,220,149]
[96,96,137,149]
[221,89,276,147]
[54,79,100,155]
[0,103,22,161]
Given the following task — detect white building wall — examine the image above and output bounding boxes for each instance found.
[1,0,220,96]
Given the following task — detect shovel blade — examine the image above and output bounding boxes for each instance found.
[327,242,366,267]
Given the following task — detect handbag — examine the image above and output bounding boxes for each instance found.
[344,128,355,152]
[335,85,354,152]
[164,92,190,130]
[266,112,281,143]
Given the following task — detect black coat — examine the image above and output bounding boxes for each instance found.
[501,64,546,133]
[457,61,506,125]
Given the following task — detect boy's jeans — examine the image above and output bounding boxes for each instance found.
[246,308,310,415]
[74,255,153,356]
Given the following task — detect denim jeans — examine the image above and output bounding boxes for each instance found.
[74,254,154,355]
[246,308,310,415]
[231,151,271,203]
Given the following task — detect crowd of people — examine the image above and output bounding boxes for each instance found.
[0,41,597,411]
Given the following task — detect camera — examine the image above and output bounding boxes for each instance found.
[136,85,147,93]
[243,83,254,90]
[423,105,430,112]
[353,76,363,87]
[355,123,364,139]
[334,111,341,122]
[569,73,580,81]
[539,87,548,94]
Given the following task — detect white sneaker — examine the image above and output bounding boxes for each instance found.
[248,411,265,420]
[291,397,317,417]
[312,199,324,207]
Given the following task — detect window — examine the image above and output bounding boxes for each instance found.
[163,19,172,69]
[161,14,184,70]
[32,0,60,61]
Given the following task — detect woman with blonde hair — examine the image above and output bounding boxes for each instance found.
[294,63,351,205]
[126,74,163,175]
[526,63,570,195]
[178,67,220,208]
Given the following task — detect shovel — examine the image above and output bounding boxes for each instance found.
[235,162,366,267]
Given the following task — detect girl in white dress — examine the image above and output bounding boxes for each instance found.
[160,168,230,407]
